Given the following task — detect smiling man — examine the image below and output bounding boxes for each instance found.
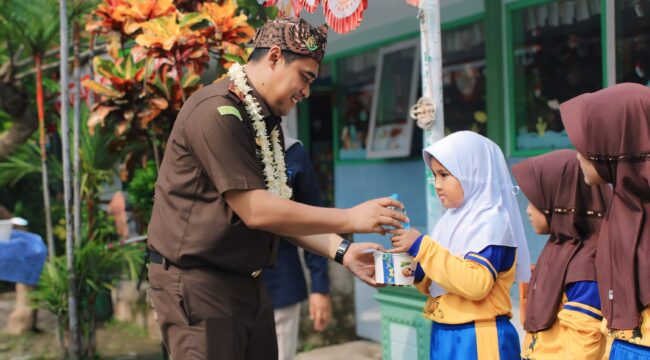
[146,17,406,360]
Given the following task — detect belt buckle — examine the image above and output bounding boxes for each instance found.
[250,269,262,278]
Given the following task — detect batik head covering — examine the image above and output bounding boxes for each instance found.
[251,17,328,62]
[513,149,611,332]
[561,82,650,330]
[422,131,531,298]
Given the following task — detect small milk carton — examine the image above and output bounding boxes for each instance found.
[374,252,416,286]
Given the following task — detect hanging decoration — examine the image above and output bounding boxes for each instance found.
[299,0,320,13]
[261,0,417,34]
[290,0,303,16]
[410,97,436,130]
[323,0,367,33]
[260,0,302,16]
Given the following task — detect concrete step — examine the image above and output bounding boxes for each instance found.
[296,340,381,360]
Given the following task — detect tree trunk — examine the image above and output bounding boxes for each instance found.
[87,33,95,109]
[86,196,95,241]
[72,22,81,248]
[0,82,37,160]
[56,318,66,359]
[149,132,160,171]
[34,55,55,261]
[59,1,80,358]
[85,297,97,358]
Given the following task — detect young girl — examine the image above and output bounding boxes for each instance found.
[560,83,650,359]
[390,131,531,360]
[512,149,611,359]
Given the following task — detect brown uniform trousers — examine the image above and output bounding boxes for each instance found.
[149,263,278,360]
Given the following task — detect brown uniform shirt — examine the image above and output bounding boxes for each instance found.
[148,77,282,274]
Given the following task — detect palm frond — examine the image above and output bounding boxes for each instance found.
[0,141,63,186]
[0,142,41,186]
[2,0,60,56]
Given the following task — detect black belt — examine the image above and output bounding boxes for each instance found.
[149,251,262,278]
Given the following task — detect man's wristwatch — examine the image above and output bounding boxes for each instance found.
[334,240,352,265]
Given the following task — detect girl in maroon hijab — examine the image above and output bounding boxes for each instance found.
[561,83,650,359]
[513,150,611,359]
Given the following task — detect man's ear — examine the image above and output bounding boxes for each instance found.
[267,46,282,69]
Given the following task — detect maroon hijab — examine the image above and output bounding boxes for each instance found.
[561,83,650,330]
[513,150,611,332]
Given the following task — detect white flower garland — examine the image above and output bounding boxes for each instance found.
[228,63,292,199]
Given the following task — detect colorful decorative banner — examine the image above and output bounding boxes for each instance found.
[299,0,320,13]
[261,0,418,33]
[261,0,304,16]
[323,0,368,34]
[290,0,303,16]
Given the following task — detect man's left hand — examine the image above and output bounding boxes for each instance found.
[309,293,332,332]
[343,242,385,287]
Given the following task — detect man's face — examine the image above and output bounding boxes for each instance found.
[266,54,319,116]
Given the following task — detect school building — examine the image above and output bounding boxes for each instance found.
[294,1,649,359]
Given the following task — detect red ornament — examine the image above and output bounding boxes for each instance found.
[261,0,278,6]
[299,0,320,13]
[291,0,302,16]
[405,0,419,6]
[323,0,368,34]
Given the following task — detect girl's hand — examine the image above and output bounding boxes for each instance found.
[388,228,421,253]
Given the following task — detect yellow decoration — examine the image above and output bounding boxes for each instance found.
[536,117,548,137]
[474,111,487,124]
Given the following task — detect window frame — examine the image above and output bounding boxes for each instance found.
[366,38,421,159]
[504,0,608,157]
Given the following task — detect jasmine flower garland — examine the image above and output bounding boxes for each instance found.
[227,63,292,199]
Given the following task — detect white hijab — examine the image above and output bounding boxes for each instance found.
[422,131,531,298]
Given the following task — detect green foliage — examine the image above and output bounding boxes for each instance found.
[236,0,278,28]
[222,53,245,65]
[127,161,157,229]
[0,142,42,186]
[82,206,117,244]
[30,257,69,319]
[30,240,144,350]
[40,77,61,94]
[0,0,60,56]
[0,109,12,132]
[0,141,63,187]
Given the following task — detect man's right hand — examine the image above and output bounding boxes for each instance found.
[344,197,408,235]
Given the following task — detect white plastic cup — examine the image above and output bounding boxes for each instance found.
[374,252,416,286]
[0,220,13,242]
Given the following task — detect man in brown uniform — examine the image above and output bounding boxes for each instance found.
[147,18,406,359]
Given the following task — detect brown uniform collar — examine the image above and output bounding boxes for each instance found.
[227,78,274,120]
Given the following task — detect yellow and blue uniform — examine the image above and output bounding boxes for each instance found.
[603,307,650,359]
[409,234,520,360]
[522,281,605,360]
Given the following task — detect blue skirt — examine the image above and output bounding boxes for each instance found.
[610,340,650,360]
[429,315,520,360]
